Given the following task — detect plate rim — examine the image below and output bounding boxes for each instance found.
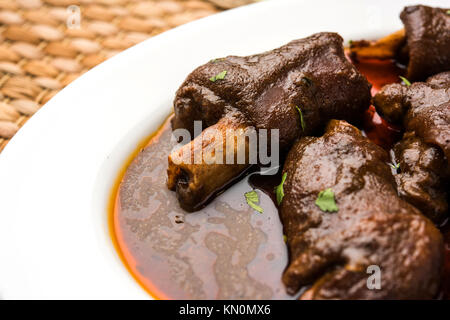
[0,0,447,299]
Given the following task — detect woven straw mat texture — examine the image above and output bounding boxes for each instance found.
[0,0,257,152]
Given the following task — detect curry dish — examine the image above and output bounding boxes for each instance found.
[112,5,450,300]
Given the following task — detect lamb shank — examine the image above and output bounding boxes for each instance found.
[168,32,371,211]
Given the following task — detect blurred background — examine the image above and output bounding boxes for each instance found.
[0,0,259,151]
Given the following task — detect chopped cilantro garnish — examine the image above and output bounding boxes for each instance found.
[210,70,227,82]
[274,172,287,205]
[245,190,263,213]
[389,162,400,172]
[295,106,306,131]
[315,188,338,212]
[399,76,411,87]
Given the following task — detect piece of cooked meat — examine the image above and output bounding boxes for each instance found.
[372,83,407,124]
[393,132,448,223]
[280,120,443,299]
[350,5,450,82]
[373,72,450,222]
[168,32,371,211]
[375,72,450,158]
[405,80,450,162]
[400,5,450,81]
[167,111,251,210]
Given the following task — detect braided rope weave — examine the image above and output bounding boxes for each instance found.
[0,0,256,152]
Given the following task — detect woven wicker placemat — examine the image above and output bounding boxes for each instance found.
[0,0,256,152]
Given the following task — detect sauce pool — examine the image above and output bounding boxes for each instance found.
[111,117,291,299]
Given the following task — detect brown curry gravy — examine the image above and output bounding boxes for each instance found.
[111,116,291,299]
[111,56,450,300]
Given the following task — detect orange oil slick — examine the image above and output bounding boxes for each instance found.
[108,115,173,300]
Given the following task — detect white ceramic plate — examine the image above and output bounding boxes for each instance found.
[0,0,446,299]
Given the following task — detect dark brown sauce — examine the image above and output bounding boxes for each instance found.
[111,55,449,300]
[113,117,291,299]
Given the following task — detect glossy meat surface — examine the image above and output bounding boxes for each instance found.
[374,72,450,128]
[172,32,371,149]
[373,72,449,222]
[280,120,443,299]
[393,133,448,223]
[400,5,450,81]
[372,83,407,124]
[375,72,450,161]
[168,33,371,211]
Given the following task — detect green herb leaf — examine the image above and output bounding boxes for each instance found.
[399,76,411,87]
[295,106,306,131]
[390,162,400,170]
[389,162,400,173]
[348,39,353,46]
[447,9,450,15]
[283,235,287,243]
[245,190,263,213]
[210,58,222,63]
[210,70,227,82]
[274,172,287,205]
[315,188,338,212]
